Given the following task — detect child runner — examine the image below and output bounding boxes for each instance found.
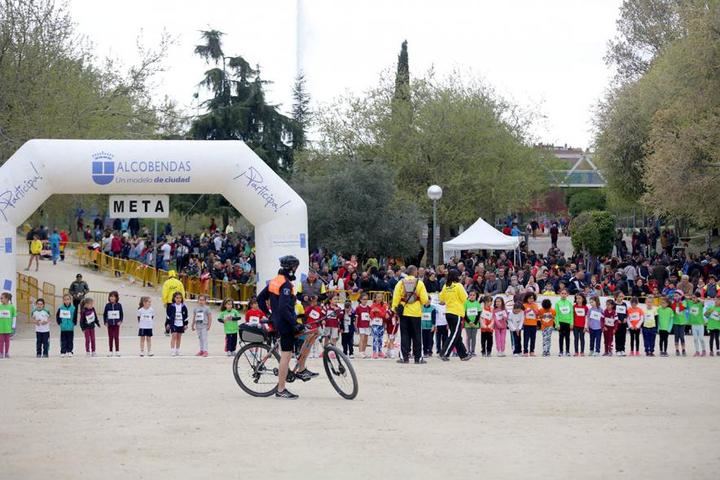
[539,299,556,357]
[354,293,372,358]
[465,291,482,356]
[587,297,603,356]
[244,298,266,326]
[627,297,644,356]
[57,294,76,357]
[686,293,706,356]
[137,297,155,357]
[704,297,720,356]
[601,299,617,356]
[218,298,240,357]
[479,295,494,357]
[671,292,687,356]
[191,294,212,357]
[657,297,674,357]
[322,294,342,350]
[384,306,398,359]
[572,294,588,356]
[642,295,658,356]
[421,302,437,357]
[370,293,387,359]
[166,292,188,356]
[304,296,323,358]
[32,298,52,358]
[614,293,629,357]
[434,301,448,358]
[79,298,100,356]
[555,289,573,357]
[102,291,123,357]
[508,303,524,357]
[0,292,17,358]
[522,292,540,357]
[492,297,508,357]
[341,301,355,358]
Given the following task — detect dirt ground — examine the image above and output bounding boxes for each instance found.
[2,252,720,479]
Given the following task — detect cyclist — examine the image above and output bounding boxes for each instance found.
[257,255,318,399]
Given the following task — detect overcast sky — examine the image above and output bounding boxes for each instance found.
[69,0,622,149]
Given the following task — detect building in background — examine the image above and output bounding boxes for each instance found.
[540,144,606,188]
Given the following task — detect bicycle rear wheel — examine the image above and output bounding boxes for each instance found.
[233,342,280,397]
[322,345,359,400]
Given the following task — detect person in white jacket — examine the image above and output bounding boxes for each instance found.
[508,304,524,357]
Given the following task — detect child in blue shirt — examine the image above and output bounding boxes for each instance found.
[421,304,437,357]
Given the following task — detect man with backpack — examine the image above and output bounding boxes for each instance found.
[391,265,429,364]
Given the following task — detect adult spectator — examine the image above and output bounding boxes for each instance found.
[550,222,559,248]
[391,265,429,364]
[484,272,502,295]
[159,239,171,271]
[69,274,89,320]
[128,218,140,237]
[299,270,326,304]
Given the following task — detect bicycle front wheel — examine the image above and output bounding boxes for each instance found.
[322,345,359,400]
[233,342,280,397]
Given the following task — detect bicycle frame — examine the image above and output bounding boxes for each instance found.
[245,327,321,375]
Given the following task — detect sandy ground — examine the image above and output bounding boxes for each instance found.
[3,249,720,479]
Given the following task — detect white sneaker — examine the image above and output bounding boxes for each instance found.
[86,352,91,357]
[115,352,121,357]
[68,352,73,357]
[107,353,114,357]
[176,351,181,357]
[140,352,145,357]
[60,353,66,358]
[91,352,96,357]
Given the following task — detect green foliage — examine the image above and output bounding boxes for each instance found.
[190,30,301,173]
[291,158,423,257]
[291,72,311,150]
[596,2,720,227]
[568,189,607,217]
[393,40,410,105]
[570,210,616,256]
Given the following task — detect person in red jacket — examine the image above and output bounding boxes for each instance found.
[321,294,343,349]
[573,294,589,356]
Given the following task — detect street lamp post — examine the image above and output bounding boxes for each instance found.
[427,185,443,267]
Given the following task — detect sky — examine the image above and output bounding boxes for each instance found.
[69,0,623,150]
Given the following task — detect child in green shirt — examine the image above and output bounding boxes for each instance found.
[686,294,706,356]
[0,292,17,358]
[704,297,720,356]
[218,298,241,356]
[464,291,481,356]
[657,297,674,357]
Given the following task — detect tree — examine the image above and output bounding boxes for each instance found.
[190,29,301,172]
[291,72,311,150]
[570,211,616,256]
[568,189,607,217]
[292,157,423,257]
[393,40,410,105]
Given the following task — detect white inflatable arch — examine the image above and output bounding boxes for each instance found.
[0,139,309,297]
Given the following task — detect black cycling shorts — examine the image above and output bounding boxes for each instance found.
[279,332,295,352]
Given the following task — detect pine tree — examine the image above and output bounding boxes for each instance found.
[393,40,410,105]
[291,72,311,150]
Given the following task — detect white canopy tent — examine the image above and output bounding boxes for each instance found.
[443,217,520,262]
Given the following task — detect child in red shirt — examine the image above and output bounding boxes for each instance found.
[602,300,618,356]
[573,294,589,356]
[354,293,372,358]
[370,293,388,359]
[322,294,343,349]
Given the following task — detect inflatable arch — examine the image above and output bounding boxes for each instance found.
[0,139,309,297]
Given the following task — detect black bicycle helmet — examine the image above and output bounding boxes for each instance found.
[279,255,300,271]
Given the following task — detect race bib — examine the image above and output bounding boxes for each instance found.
[574,308,585,316]
[361,312,370,321]
[690,307,700,316]
[604,317,615,327]
[174,318,184,327]
[629,313,640,322]
[525,310,536,320]
[644,312,655,322]
[309,310,320,320]
[175,311,183,321]
[481,310,492,321]
[107,311,120,320]
[495,311,507,320]
[371,318,383,326]
[141,314,152,323]
[248,316,260,325]
[195,312,205,322]
[559,306,571,315]
[589,311,601,321]
[616,305,627,314]
[86,313,95,323]
[711,311,720,321]
[0,310,10,318]
[421,313,431,321]
[467,308,479,317]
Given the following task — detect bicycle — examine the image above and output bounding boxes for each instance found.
[232,321,359,400]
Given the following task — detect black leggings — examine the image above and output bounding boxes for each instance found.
[659,330,669,353]
[615,322,627,353]
[709,330,719,352]
[442,314,467,359]
[523,325,537,353]
[629,329,641,351]
[573,326,585,353]
[673,325,686,346]
[480,331,493,355]
[558,323,571,353]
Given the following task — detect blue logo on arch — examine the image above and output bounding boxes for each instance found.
[91,152,114,185]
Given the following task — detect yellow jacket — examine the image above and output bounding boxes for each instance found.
[439,282,468,317]
[162,278,185,304]
[391,275,429,318]
[30,239,42,255]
